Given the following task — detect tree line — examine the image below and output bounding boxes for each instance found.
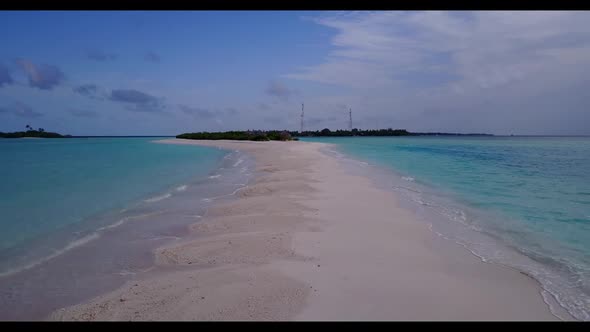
[290,128,492,137]
[0,125,70,138]
[176,128,493,141]
[176,130,296,141]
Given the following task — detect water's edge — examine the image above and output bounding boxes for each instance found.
[1,139,582,320]
[317,143,579,321]
[0,143,256,320]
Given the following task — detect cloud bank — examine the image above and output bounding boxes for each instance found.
[110,89,165,112]
[0,101,43,118]
[286,11,590,134]
[266,80,294,102]
[72,84,106,100]
[16,59,64,90]
[0,64,14,88]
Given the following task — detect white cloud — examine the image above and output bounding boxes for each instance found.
[285,11,590,134]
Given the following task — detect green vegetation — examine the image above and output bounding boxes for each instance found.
[292,128,411,137]
[0,125,71,138]
[177,130,296,141]
[290,128,493,137]
[177,128,492,141]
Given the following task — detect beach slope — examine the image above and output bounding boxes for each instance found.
[49,139,560,321]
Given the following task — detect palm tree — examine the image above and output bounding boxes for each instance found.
[25,124,31,131]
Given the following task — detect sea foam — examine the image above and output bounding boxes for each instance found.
[144,193,172,203]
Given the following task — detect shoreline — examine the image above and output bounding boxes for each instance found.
[49,139,568,321]
[0,142,252,321]
[314,143,582,321]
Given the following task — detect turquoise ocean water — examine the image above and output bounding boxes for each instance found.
[0,138,224,251]
[0,137,253,320]
[303,136,590,320]
[1,136,588,320]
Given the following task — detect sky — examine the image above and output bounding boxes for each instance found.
[1,11,590,136]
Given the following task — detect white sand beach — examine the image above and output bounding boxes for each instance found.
[48,139,565,321]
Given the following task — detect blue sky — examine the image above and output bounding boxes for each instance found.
[1,11,590,135]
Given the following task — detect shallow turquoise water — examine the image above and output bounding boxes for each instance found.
[0,138,225,251]
[303,136,590,320]
[0,137,256,320]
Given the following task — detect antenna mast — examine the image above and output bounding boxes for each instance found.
[300,103,305,133]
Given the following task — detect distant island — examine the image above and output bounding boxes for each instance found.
[177,130,296,141]
[177,128,492,141]
[0,125,71,138]
[292,128,493,137]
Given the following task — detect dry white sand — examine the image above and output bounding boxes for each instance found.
[48,139,565,321]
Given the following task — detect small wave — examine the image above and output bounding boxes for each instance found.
[0,233,100,278]
[402,176,415,182]
[415,198,433,206]
[208,174,221,179]
[144,193,172,203]
[97,211,166,232]
[323,147,345,159]
[424,200,586,320]
[201,185,247,202]
[176,185,188,192]
[541,290,573,321]
[148,236,181,241]
[233,158,244,167]
[230,186,245,196]
[392,185,421,194]
[97,218,127,231]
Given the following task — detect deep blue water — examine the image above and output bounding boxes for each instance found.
[303,136,590,320]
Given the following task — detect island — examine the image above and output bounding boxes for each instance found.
[177,130,296,141]
[176,128,493,141]
[0,126,71,138]
[291,128,493,137]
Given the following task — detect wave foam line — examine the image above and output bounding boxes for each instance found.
[233,158,244,167]
[0,209,170,279]
[144,193,172,203]
[97,218,127,231]
[427,218,581,321]
[97,211,165,232]
[0,233,100,278]
[199,183,249,204]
